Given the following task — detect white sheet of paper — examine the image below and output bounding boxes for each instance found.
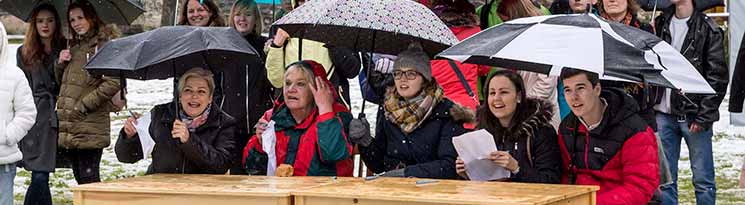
[135,112,155,160]
[261,120,277,176]
[452,129,511,181]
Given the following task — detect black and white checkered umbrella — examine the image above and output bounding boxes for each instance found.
[438,14,714,94]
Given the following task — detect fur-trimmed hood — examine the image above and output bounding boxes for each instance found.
[509,98,555,139]
[481,98,555,144]
[447,101,476,124]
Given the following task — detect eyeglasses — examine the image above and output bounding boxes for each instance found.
[392,70,420,80]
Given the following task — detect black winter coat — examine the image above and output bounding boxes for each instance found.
[219,33,274,175]
[360,99,473,179]
[115,102,237,174]
[655,7,728,127]
[729,34,745,113]
[16,45,62,172]
[483,99,562,183]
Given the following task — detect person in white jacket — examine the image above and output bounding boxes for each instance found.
[0,22,37,205]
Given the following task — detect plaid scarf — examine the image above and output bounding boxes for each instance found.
[383,84,444,134]
[602,11,634,27]
[179,104,211,132]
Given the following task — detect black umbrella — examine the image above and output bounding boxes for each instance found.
[85,26,259,79]
[636,0,724,11]
[0,0,144,25]
[85,26,261,115]
[271,0,458,57]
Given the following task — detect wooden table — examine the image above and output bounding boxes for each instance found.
[72,174,357,205]
[292,177,599,205]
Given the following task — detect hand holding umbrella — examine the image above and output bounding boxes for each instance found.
[272,28,291,47]
[172,120,190,144]
[58,49,71,64]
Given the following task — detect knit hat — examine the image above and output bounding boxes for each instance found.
[394,43,432,81]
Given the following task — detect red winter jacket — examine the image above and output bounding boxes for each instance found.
[557,89,659,205]
[431,26,487,129]
[242,102,354,176]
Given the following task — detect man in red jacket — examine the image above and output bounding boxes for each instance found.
[558,68,659,204]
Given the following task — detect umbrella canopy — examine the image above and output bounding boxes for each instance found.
[85,26,260,80]
[437,14,714,94]
[272,0,458,57]
[0,0,144,25]
[636,0,724,11]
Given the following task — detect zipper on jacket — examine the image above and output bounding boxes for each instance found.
[584,132,590,169]
[681,39,695,56]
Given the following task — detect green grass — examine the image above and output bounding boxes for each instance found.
[8,38,23,44]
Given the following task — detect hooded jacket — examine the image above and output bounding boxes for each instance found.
[56,25,121,149]
[243,60,355,176]
[0,22,37,165]
[558,88,659,205]
[482,99,561,183]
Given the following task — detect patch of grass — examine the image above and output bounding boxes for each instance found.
[15,193,24,202]
[9,38,23,44]
[16,169,31,178]
[713,132,729,141]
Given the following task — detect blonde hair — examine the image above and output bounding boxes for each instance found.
[284,62,317,88]
[229,0,263,36]
[178,67,215,95]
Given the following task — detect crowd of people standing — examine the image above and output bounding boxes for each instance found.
[0,0,738,205]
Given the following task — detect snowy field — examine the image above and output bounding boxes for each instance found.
[7,44,745,204]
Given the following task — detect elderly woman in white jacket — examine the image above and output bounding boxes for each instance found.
[0,22,37,205]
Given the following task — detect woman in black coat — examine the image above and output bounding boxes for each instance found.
[359,45,474,179]
[222,0,275,175]
[115,68,236,174]
[16,4,66,204]
[456,70,561,183]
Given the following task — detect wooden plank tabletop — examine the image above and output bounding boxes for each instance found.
[72,174,360,197]
[292,177,599,205]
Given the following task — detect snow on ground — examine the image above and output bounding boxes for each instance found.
[7,44,745,204]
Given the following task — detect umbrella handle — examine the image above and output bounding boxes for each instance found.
[360,30,378,116]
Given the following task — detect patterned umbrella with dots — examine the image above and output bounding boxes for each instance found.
[272,0,457,57]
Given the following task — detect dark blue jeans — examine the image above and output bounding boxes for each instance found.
[656,113,716,205]
[23,171,51,205]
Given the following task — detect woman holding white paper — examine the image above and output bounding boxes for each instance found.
[115,67,237,174]
[456,70,561,183]
[242,60,354,177]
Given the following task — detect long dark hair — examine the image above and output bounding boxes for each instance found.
[477,70,530,145]
[21,4,65,67]
[178,0,226,26]
[67,0,104,44]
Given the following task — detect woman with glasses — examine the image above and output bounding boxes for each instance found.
[359,44,474,179]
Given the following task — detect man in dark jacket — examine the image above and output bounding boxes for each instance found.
[558,69,659,204]
[653,0,728,204]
